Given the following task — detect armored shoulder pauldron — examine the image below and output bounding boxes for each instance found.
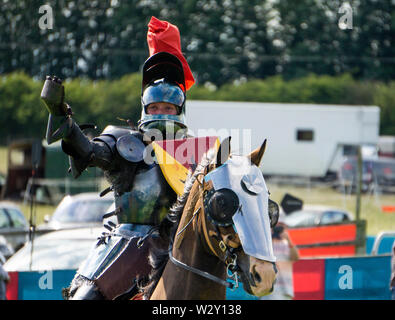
[93,125,146,164]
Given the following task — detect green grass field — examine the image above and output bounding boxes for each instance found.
[1,145,394,235]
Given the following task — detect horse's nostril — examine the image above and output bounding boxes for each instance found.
[249,272,256,286]
[253,271,262,283]
[250,266,262,285]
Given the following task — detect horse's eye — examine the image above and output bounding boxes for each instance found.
[268,199,280,228]
[205,188,239,226]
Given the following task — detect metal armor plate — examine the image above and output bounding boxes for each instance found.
[116,134,145,163]
[76,224,155,299]
[115,164,176,225]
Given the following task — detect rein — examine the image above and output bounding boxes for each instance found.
[168,239,235,289]
[167,170,241,290]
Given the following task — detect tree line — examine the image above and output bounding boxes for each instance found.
[0,72,393,145]
[0,0,393,86]
[0,1,393,144]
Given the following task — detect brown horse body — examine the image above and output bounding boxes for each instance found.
[150,181,227,299]
[145,139,277,300]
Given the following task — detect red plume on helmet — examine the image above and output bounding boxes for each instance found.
[146,16,195,91]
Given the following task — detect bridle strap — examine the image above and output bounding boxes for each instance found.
[168,205,235,289]
[198,181,242,260]
[167,175,238,289]
[168,243,234,289]
[198,197,225,259]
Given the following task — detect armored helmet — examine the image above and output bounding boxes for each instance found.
[138,52,187,138]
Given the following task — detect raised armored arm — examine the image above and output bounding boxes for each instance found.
[41,76,114,178]
[41,76,146,181]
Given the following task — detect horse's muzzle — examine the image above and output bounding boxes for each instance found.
[243,256,277,297]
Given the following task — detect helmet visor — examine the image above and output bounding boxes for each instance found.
[142,82,185,110]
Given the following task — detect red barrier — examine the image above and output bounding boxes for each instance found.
[6,272,19,300]
[288,224,356,245]
[293,259,325,300]
[382,206,395,213]
[287,223,358,258]
[297,245,355,257]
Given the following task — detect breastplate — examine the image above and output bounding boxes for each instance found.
[115,164,176,225]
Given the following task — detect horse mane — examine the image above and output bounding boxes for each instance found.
[139,148,216,299]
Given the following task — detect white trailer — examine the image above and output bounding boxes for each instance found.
[378,135,395,158]
[185,100,380,179]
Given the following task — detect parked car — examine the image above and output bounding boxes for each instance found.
[0,172,5,194]
[338,157,395,193]
[0,202,29,251]
[372,158,395,191]
[4,227,102,271]
[0,235,14,260]
[38,192,114,232]
[282,204,353,228]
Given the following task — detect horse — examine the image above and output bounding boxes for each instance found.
[140,137,278,300]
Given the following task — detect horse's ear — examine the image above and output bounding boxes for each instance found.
[248,139,267,167]
[215,136,231,167]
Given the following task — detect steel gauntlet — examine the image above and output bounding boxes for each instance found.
[40,76,98,177]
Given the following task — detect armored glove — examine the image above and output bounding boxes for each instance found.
[40,75,144,179]
[40,76,96,177]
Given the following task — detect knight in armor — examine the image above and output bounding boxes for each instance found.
[40,17,195,300]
